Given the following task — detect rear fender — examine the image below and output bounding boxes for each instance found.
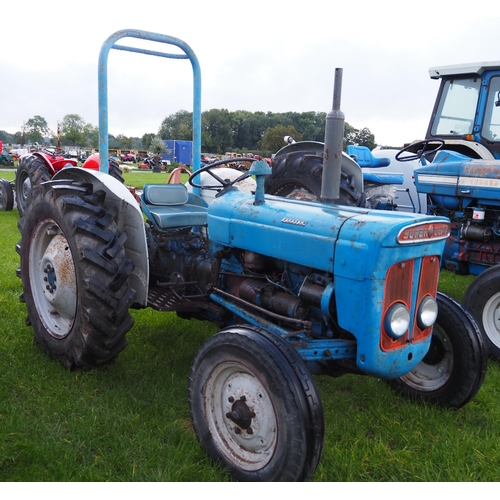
[32,152,77,173]
[52,167,149,306]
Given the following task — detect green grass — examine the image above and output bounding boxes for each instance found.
[1,191,500,482]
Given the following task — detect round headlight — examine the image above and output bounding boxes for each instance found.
[384,303,410,339]
[418,295,438,329]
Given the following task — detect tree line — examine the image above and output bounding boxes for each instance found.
[1,110,376,155]
[155,109,376,154]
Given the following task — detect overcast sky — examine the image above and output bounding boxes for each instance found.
[1,1,498,147]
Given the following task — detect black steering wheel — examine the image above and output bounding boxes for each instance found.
[188,157,256,190]
[395,139,445,162]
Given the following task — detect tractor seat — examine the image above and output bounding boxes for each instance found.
[347,145,390,168]
[141,184,208,229]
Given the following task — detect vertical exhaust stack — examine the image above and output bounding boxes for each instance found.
[321,68,345,203]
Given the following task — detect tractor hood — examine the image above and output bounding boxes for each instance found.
[207,189,449,276]
[415,150,500,208]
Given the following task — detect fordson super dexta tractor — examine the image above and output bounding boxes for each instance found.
[17,31,486,482]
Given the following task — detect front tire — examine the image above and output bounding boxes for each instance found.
[388,292,487,408]
[463,265,500,360]
[18,180,136,369]
[189,325,324,481]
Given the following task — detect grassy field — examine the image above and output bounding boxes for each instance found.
[1,171,499,482]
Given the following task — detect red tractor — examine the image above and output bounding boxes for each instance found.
[14,150,123,216]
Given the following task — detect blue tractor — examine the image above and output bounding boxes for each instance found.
[16,31,486,481]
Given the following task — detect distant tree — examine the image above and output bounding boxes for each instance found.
[289,111,327,142]
[83,124,99,149]
[0,130,15,144]
[159,110,192,140]
[202,109,233,153]
[14,130,25,145]
[232,110,268,150]
[60,114,87,146]
[149,135,166,169]
[259,125,302,153]
[115,134,134,149]
[157,110,377,153]
[345,126,376,150]
[150,135,166,155]
[25,115,51,144]
[141,132,156,150]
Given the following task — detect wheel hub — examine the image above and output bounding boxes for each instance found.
[226,395,256,432]
[204,363,278,471]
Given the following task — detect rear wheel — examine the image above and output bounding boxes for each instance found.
[18,180,136,369]
[265,150,364,206]
[388,292,487,408]
[0,178,14,211]
[463,265,500,360]
[108,159,124,184]
[16,155,53,217]
[189,325,324,481]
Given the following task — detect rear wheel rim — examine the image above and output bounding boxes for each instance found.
[481,291,500,350]
[29,219,77,339]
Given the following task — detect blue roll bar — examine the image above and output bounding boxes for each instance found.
[98,29,201,191]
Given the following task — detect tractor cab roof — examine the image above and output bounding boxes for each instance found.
[429,61,500,79]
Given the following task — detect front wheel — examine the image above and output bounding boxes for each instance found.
[18,179,137,369]
[388,292,487,408]
[463,265,500,360]
[189,325,324,481]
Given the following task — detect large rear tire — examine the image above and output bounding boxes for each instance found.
[189,325,324,481]
[388,292,487,408]
[463,265,500,360]
[17,180,136,369]
[15,155,53,217]
[264,150,364,206]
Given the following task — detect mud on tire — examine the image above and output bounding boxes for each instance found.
[17,179,136,369]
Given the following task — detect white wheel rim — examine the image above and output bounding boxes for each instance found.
[482,291,500,349]
[204,361,278,471]
[29,219,77,338]
[398,325,453,391]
